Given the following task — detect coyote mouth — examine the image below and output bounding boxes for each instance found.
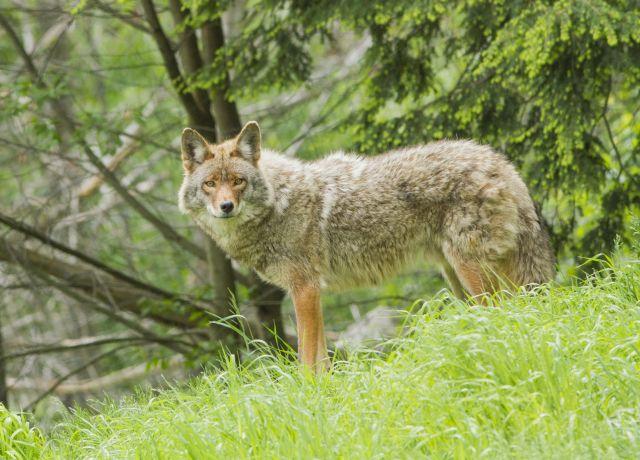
[205,203,239,219]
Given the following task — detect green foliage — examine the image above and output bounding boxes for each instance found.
[36,248,640,458]
[353,0,640,257]
[185,0,320,98]
[0,405,45,460]
[168,0,640,259]
[230,0,640,258]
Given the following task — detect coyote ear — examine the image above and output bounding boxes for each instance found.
[181,128,211,172]
[235,121,261,164]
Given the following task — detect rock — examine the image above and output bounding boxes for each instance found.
[334,306,404,350]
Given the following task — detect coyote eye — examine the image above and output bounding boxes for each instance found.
[233,178,246,186]
[204,180,215,187]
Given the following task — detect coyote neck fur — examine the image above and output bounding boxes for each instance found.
[191,152,328,289]
[195,203,273,263]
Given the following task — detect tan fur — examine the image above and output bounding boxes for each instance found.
[178,122,555,371]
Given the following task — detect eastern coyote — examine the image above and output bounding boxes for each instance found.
[178,122,555,370]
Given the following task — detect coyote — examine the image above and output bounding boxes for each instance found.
[178,121,555,370]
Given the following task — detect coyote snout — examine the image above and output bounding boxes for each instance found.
[203,177,246,218]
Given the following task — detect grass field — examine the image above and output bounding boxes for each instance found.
[2,246,639,459]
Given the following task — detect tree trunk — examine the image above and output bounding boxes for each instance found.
[0,301,7,407]
[201,12,287,344]
[201,17,243,140]
[142,0,237,315]
[251,276,288,348]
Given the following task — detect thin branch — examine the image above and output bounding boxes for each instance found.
[3,332,197,361]
[29,270,194,355]
[603,114,633,184]
[78,140,205,258]
[93,0,151,34]
[10,355,183,395]
[25,344,131,410]
[35,15,75,82]
[599,77,639,187]
[0,211,204,305]
[0,13,40,80]
[77,97,160,198]
[283,92,332,156]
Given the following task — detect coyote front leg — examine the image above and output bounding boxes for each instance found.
[291,284,329,372]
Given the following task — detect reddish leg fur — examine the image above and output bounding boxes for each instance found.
[291,284,330,372]
[445,251,507,302]
[452,260,490,297]
[291,256,515,371]
[446,255,521,303]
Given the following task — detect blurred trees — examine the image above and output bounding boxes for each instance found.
[0,0,638,410]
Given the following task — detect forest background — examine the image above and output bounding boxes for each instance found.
[0,0,638,422]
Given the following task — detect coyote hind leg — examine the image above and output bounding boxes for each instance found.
[449,259,492,298]
[444,250,511,301]
[440,260,467,299]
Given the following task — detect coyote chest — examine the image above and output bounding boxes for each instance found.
[195,211,294,285]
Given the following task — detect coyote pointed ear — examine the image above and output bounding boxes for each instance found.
[235,121,261,164]
[181,128,211,173]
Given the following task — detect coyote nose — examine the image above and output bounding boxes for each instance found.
[220,201,234,214]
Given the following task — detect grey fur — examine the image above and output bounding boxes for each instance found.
[179,128,555,298]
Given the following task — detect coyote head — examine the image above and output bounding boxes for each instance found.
[178,121,268,220]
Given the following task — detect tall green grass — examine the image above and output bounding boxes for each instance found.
[0,405,45,459]
[3,250,639,458]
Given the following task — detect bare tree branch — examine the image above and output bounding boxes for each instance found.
[78,141,206,258]
[77,96,161,198]
[9,355,183,396]
[3,333,195,361]
[0,211,205,306]
[25,344,132,410]
[93,0,151,34]
[31,271,197,356]
[0,237,205,330]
